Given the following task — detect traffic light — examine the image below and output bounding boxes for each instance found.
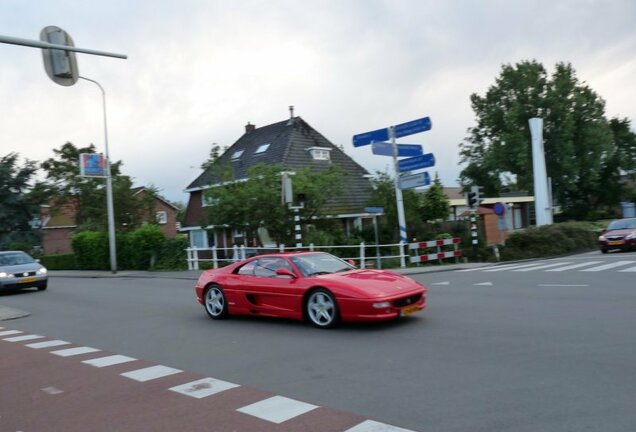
[466,185,482,208]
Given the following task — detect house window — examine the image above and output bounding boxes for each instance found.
[156,211,167,225]
[202,193,219,207]
[255,143,270,154]
[190,230,207,248]
[231,150,244,160]
[308,147,331,160]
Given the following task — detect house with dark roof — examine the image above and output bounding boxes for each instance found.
[182,114,373,250]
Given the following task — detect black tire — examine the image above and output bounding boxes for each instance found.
[204,284,228,319]
[37,282,48,291]
[306,289,339,329]
[601,248,608,254]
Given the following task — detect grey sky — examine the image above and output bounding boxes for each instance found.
[1,0,634,203]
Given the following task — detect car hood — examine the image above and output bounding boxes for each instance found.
[0,263,42,274]
[604,229,636,237]
[316,269,424,297]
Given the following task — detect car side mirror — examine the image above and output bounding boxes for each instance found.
[276,268,297,278]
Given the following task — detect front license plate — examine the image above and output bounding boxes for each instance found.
[401,305,420,317]
[608,240,624,246]
[20,277,37,283]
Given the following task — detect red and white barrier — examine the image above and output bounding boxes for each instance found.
[408,237,462,264]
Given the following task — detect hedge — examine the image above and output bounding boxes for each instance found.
[40,253,78,270]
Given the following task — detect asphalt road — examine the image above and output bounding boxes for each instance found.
[1,251,635,432]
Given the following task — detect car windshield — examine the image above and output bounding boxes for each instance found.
[607,219,636,230]
[0,251,35,266]
[290,252,355,277]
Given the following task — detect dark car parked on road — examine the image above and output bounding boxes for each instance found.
[598,218,636,253]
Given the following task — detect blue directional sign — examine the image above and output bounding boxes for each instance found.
[394,116,432,139]
[400,172,431,189]
[364,207,385,214]
[352,127,389,147]
[371,142,423,157]
[398,152,435,173]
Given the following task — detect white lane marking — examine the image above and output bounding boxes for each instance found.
[619,265,636,272]
[431,281,450,285]
[482,262,557,272]
[0,330,23,337]
[545,261,602,272]
[51,347,100,357]
[473,282,493,286]
[41,387,64,395]
[82,355,137,368]
[26,340,70,349]
[169,377,240,399]
[237,395,318,424]
[458,263,519,272]
[3,334,44,342]
[538,284,589,287]
[345,419,417,432]
[121,365,183,382]
[581,260,636,272]
[513,262,573,272]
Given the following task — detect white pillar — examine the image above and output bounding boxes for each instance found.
[529,118,552,226]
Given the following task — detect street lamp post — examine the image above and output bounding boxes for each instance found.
[80,76,117,273]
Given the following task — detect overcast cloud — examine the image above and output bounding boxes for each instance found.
[1,0,635,203]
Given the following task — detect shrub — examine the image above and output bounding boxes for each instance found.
[71,231,110,270]
[154,235,188,270]
[128,224,165,270]
[500,222,597,261]
[40,254,78,270]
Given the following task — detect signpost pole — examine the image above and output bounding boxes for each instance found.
[390,126,408,260]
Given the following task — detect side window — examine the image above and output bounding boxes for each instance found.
[237,261,256,276]
[253,258,292,278]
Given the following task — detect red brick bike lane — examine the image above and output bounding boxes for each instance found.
[0,327,414,432]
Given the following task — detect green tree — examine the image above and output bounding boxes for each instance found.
[39,142,144,231]
[420,174,450,222]
[0,153,39,245]
[367,171,422,243]
[460,60,635,219]
[204,163,345,245]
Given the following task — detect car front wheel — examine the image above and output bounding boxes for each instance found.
[204,285,228,319]
[306,289,339,329]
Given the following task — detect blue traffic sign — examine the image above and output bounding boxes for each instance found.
[371,142,423,157]
[394,116,432,139]
[352,127,389,147]
[400,172,431,189]
[398,152,435,173]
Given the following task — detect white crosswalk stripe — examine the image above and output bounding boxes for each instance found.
[545,261,603,271]
[237,395,318,424]
[456,259,636,273]
[581,261,636,272]
[513,262,572,272]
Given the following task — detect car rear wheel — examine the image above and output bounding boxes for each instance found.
[204,285,228,319]
[306,289,339,329]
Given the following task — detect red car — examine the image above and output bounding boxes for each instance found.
[598,218,636,253]
[194,251,427,328]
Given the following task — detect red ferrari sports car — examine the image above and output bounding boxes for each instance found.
[194,251,427,328]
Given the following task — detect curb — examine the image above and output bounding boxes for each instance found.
[0,305,30,321]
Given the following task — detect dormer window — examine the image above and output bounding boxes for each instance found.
[231,150,244,160]
[308,147,331,161]
[255,143,271,154]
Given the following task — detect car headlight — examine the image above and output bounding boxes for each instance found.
[598,235,606,241]
[626,232,636,240]
[37,267,48,275]
[0,272,7,278]
[373,301,391,309]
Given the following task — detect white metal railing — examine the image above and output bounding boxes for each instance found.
[185,242,409,270]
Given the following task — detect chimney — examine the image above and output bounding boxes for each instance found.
[245,122,255,134]
[287,105,295,126]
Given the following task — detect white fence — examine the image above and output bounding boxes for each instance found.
[186,237,464,271]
